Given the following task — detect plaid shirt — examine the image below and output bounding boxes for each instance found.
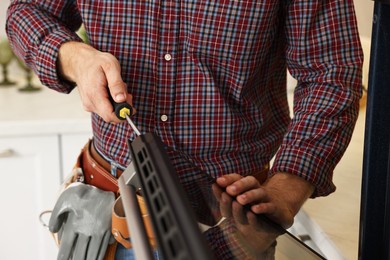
[7,0,363,197]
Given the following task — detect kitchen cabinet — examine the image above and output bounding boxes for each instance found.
[0,135,60,260]
[0,83,92,260]
[0,134,92,260]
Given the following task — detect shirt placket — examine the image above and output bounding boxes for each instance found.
[155,0,180,147]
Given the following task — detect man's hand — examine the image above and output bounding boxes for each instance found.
[57,41,133,123]
[215,172,314,228]
[211,183,283,257]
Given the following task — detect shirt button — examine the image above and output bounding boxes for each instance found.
[164,54,172,61]
[160,115,168,122]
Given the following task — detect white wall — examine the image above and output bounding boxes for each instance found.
[0,1,10,38]
[354,1,375,88]
[355,1,375,39]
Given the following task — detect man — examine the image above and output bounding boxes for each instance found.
[6,0,363,259]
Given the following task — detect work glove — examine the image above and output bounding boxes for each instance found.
[49,183,115,260]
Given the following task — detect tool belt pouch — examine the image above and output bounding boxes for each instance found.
[44,140,155,251]
[112,195,156,249]
[69,140,155,250]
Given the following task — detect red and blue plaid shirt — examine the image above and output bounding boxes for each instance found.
[7,0,363,197]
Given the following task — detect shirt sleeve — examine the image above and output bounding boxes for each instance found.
[6,1,83,93]
[270,0,364,197]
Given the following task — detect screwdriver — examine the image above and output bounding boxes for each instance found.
[110,97,141,136]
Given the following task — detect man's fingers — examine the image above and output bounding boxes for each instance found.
[99,53,128,103]
[232,200,248,225]
[251,202,276,215]
[246,210,259,228]
[216,174,242,187]
[236,188,270,205]
[220,192,233,218]
[76,72,120,123]
[108,84,127,103]
[93,93,122,123]
[100,55,136,120]
[211,183,223,202]
[225,175,260,197]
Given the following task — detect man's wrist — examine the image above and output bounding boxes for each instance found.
[57,41,95,83]
[264,172,314,217]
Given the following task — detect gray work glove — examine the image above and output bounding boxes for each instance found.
[49,183,115,260]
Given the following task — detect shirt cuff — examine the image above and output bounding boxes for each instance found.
[35,28,82,93]
[270,146,336,198]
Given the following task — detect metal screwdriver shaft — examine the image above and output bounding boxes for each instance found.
[125,114,141,136]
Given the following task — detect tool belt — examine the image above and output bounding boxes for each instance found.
[73,139,155,258]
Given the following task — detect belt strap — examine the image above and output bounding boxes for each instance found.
[112,196,156,249]
[103,243,117,260]
[78,140,119,193]
[90,141,124,177]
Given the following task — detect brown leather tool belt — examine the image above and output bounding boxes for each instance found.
[79,140,121,193]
